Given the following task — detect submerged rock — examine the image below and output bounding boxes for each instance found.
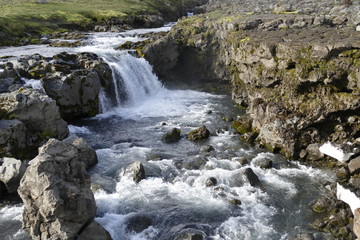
[200,145,214,153]
[188,126,210,141]
[162,128,181,143]
[17,138,103,240]
[125,215,153,233]
[205,177,217,187]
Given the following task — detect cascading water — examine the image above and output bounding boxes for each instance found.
[100,53,163,111]
[0,25,335,240]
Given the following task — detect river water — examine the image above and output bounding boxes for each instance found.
[0,25,334,240]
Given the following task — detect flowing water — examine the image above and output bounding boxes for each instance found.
[0,25,335,240]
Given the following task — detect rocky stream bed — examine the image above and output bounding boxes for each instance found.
[0,0,360,239]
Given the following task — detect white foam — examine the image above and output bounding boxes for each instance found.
[23,78,44,91]
[68,125,92,134]
[0,205,23,222]
[337,183,360,213]
[319,142,354,162]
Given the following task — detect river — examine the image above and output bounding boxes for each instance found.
[0,24,334,240]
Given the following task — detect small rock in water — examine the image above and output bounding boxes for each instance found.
[348,156,360,174]
[229,198,242,205]
[125,215,153,233]
[243,168,261,187]
[205,177,217,187]
[253,157,273,169]
[200,145,214,153]
[188,125,210,141]
[121,161,146,183]
[162,128,181,143]
[206,110,212,114]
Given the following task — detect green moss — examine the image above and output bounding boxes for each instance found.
[40,130,55,139]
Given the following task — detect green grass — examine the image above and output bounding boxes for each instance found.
[0,0,199,40]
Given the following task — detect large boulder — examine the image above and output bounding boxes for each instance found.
[0,88,68,140]
[18,138,98,240]
[42,69,102,120]
[77,221,112,240]
[0,157,27,194]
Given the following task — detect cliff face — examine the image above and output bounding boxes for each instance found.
[144,1,360,161]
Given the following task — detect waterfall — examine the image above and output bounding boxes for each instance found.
[100,52,163,112]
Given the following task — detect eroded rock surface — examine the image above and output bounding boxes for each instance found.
[17,138,103,240]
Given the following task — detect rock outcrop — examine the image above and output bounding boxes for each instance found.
[18,138,109,240]
[0,157,27,194]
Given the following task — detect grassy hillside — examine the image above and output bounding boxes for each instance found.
[0,0,200,45]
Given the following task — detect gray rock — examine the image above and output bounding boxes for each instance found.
[253,157,272,169]
[305,143,325,161]
[162,128,181,143]
[354,208,360,239]
[63,135,98,170]
[0,120,27,158]
[0,157,27,193]
[188,126,210,141]
[234,168,261,187]
[18,138,96,240]
[42,69,101,120]
[0,88,69,140]
[348,156,360,174]
[120,161,146,183]
[174,230,204,240]
[77,221,112,240]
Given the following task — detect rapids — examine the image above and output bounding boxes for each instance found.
[0,24,335,240]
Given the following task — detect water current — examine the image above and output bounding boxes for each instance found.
[0,24,335,240]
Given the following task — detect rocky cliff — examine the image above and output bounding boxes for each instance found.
[144,0,360,238]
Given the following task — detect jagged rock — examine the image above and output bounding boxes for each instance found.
[120,161,146,183]
[42,69,102,120]
[188,126,210,141]
[18,138,97,240]
[162,128,181,143]
[0,157,27,194]
[77,221,112,240]
[125,215,153,233]
[205,177,217,187]
[0,88,69,140]
[63,135,98,170]
[0,120,27,158]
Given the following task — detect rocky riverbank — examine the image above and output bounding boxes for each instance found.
[143,0,360,238]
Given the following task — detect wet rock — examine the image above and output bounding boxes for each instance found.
[77,221,112,240]
[0,157,27,194]
[234,168,261,187]
[188,126,210,141]
[232,116,252,134]
[174,230,205,240]
[229,198,242,205]
[63,135,98,170]
[305,143,325,161]
[18,138,97,240]
[120,161,146,183]
[253,157,273,169]
[162,128,181,143]
[200,145,214,153]
[312,197,331,213]
[234,157,249,165]
[293,233,315,240]
[205,177,217,187]
[174,157,208,170]
[125,215,153,233]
